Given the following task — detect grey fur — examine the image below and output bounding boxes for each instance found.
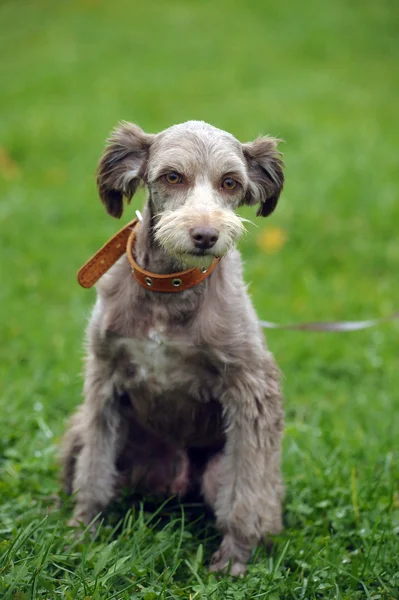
[61,120,285,575]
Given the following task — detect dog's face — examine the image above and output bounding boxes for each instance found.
[97,121,284,268]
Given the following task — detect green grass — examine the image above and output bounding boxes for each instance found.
[1,0,399,597]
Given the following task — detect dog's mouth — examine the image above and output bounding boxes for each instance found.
[188,248,217,257]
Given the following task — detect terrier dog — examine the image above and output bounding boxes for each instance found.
[62,120,285,575]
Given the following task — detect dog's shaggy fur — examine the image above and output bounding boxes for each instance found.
[61,120,285,575]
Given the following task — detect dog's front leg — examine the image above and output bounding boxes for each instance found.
[210,367,284,575]
[69,357,125,530]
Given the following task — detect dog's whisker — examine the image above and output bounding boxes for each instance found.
[238,216,256,228]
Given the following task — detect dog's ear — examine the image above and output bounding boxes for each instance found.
[242,137,284,217]
[96,122,155,218]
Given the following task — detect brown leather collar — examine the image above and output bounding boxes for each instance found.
[77,218,220,292]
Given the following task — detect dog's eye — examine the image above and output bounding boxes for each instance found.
[222,177,238,191]
[164,172,183,185]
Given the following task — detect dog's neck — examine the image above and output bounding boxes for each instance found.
[133,202,189,275]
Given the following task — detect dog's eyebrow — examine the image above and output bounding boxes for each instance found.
[153,163,187,176]
[219,165,246,177]
[209,151,247,177]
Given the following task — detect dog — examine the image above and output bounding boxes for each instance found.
[61,120,285,575]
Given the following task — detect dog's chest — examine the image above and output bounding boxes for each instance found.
[110,325,224,444]
[125,326,186,388]
[110,321,222,403]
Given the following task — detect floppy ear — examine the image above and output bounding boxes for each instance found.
[242,136,284,217]
[96,122,155,218]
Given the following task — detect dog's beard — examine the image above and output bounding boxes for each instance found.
[153,207,246,269]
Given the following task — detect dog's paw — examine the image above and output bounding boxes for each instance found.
[209,535,252,576]
[67,510,100,536]
[209,550,247,577]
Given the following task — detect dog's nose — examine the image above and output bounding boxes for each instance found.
[190,227,219,250]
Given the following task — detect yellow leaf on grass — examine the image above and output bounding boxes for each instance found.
[257,226,287,254]
[0,148,21,180]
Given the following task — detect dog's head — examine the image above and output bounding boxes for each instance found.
[97,121,284,268]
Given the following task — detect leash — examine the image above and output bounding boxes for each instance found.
[260,311,399,332]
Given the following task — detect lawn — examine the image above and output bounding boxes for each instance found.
[0,0,398,597]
